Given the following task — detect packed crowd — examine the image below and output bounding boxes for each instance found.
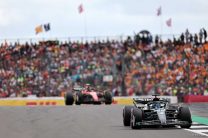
[0,29,208,98]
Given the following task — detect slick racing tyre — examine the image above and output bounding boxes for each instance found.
[65,93,74,105]
[104,92,112,105]
[178,106,192,128]
[130,107,143,129]
[123,106,134,126]
[75,92,83,105]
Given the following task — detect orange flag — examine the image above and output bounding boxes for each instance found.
[35,25,43,35]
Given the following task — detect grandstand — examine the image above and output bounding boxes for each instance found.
[0,29,207,99]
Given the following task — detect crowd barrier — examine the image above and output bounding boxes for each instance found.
[184,95,208,103]
[113,96,178,105]
[0,96,178,106]
[0,97,65,106]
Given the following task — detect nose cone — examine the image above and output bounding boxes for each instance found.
[157,109,167,125]
[89,92,99,101]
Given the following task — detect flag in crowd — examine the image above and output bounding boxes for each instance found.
[35,25,43,34]
[78,4,84,14]
[156,6,162,16]
[166,18,172,27]
[44,23,51,32]
[35,23,51,35]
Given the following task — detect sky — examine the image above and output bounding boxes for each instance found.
[0,0,207,41]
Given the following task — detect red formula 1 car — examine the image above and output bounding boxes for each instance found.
[65,85,113,105]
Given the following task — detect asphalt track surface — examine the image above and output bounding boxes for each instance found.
[189,103,208,118]
[0,104,208,138]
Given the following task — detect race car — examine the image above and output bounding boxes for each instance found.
[65,84,113,105]
[123,95,192,129]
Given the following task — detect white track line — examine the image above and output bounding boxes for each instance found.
[190,130,208,133]
[190,125,208,129]
[183,122,208,137]
[192,122,200,125]
[185,129,208,137]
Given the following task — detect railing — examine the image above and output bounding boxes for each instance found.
[0,34,179,45]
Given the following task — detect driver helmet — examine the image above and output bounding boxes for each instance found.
[153,97,159,101]
[152,102,160,109]
[85,84,91,91]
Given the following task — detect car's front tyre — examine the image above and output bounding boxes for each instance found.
[123,106,134,126]
[178,106,192,128]
[104,92,112,105]
[130,107,143,129]
[65,93,74,105]
[75,92,83,105]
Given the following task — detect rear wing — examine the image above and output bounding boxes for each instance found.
[73,87,83,91]
[132,97,170,107]
[133,98,152,107]
[160,98,170,103]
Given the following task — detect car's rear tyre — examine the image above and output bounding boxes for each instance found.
[131,107,143,129]
[123,106,134,126]
[179,106,192,128]
[104,92,112,105]
[75,92,83,105]
[65,93,74,105]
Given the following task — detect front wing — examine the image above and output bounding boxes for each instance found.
[135,119,191,126]
[82,97,105,104]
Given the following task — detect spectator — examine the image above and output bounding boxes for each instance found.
[199,29,203,44]
[185,29,190,43]
[203,28,207,42]
[0,29,208,98]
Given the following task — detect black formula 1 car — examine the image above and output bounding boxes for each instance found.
[123,95,192,129]
[65,86,113,105]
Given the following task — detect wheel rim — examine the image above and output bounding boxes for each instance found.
[131,111,136,127]
[76,95,79,102]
